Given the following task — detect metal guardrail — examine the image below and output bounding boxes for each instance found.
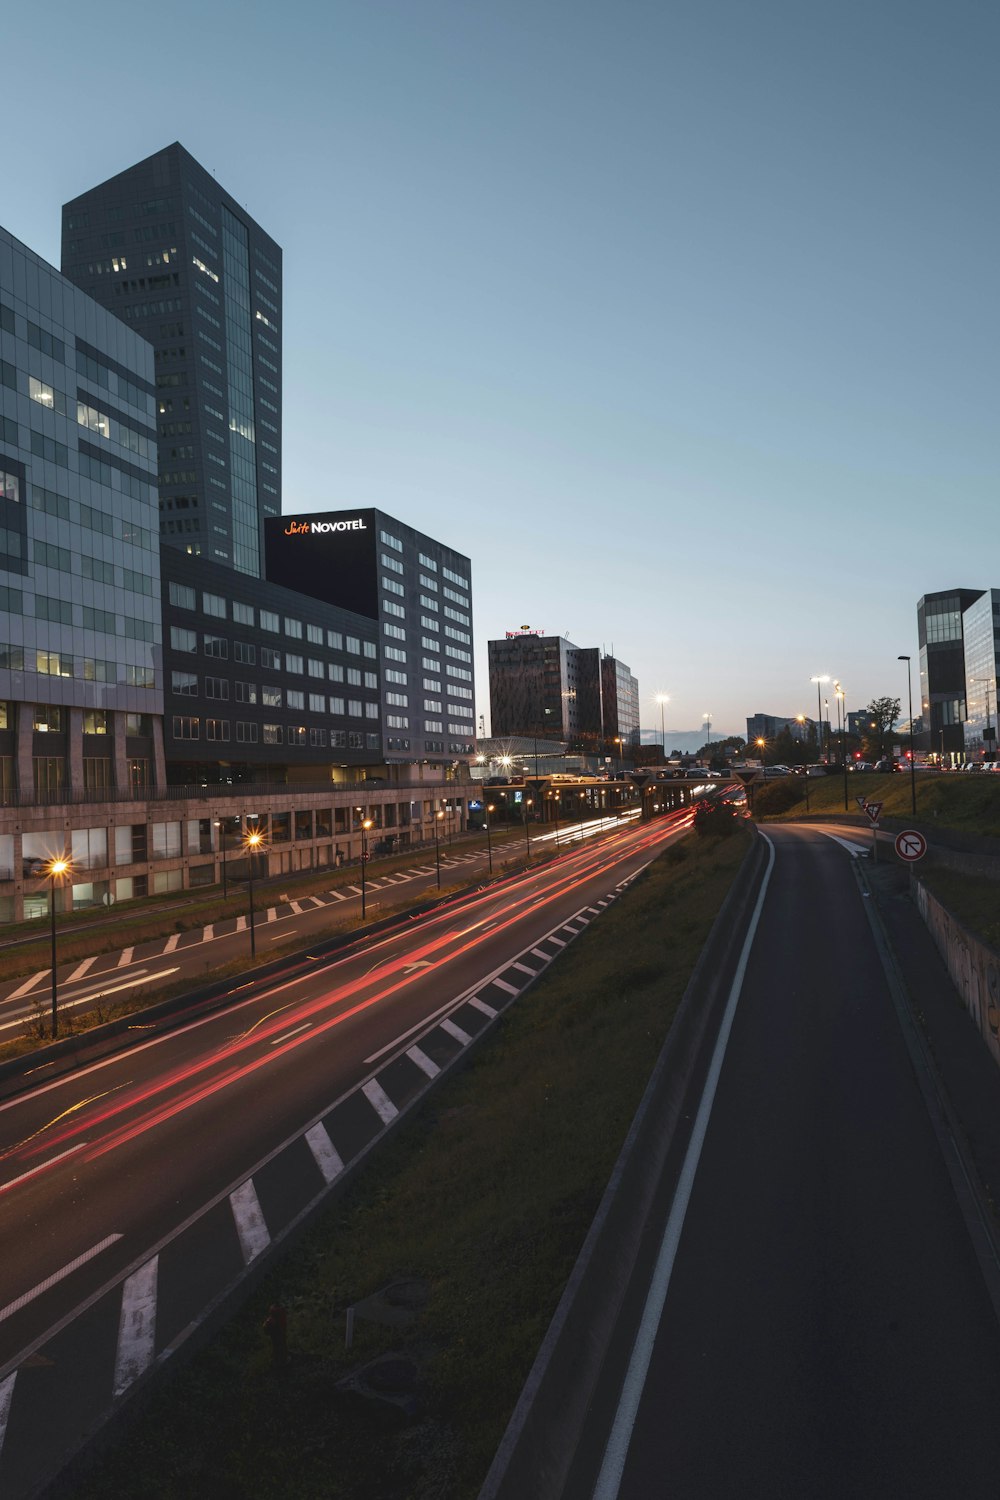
[0,778,475,810]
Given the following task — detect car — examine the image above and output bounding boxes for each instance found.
[963,762,985,773]
[872,759,900,773]
[804,765,827,777]
[758,766,792,779]
[850,761,875,772]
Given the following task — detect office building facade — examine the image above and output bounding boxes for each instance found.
[959,590,999,760]
[61,143,281,577]
[265,509,476,767]
[488,632,639,753]
[917,589,984,759]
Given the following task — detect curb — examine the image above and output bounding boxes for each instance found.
[478,828,768,1500]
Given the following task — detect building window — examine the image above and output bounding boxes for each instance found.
[288,726,306,746]
[203,592,227,618]
[285,617,302,639]
[346,636,360,654]
[234,640,256,665]
[203,634,228,659]
[205,676,229,700]
[330,696,345,715]
[260,609,279,632]
[169,581,196,609]
[348,699,362,717]
[382,553,403,574]
[235,681,257,704]
[327,630,343,650]
[236,721,258,743]
[173,716,200,740]
[33,706,63,732]
[233,600,254,626]
[261,646,281,670]
[171,671,199,696]
[287,690,305,710]
[262,723,283,745]
[418,553,437,571]
[205,718,230,741]
[285,653,303,674]
[262,685,283,708]
[380,530,402,551]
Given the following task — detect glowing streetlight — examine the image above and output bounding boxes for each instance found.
[47,855,70,1038]
[360,817,374,918]
[244,822,264,958]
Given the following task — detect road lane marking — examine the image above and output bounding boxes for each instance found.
[266,907,277,923]
[441,1017,473,1046]
[236,915,247,932]
[288,901,302,915]
[816,831,870,857]
[0,1372,15,1460]
[468,996,498,1018]
[531,948,552,963]
[305,1122,344,1183]
[407,1045,440,1078]
[512,961,536,977]
[348,885,363,895]
[117,947,134,968]
[67,957,97,983]
[0,1234,124,1323]
[362,1079,398,1124]
[0,970,179,1036]
[592,833,777,1500]
[113,1257,158,1397]
[270,1024,311,1045]
[230,1181,270,1264]
[493,979,519,996]
[163,934,180,954]
[6,971,48,1001]
[202,924,214,942]
[0,1143,89,1194]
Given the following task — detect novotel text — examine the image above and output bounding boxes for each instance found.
[284,518,368,536]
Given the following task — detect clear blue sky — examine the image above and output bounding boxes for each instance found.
[6,0,997,744]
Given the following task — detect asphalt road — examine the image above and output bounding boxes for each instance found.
[0,807,692,1499]
[574,822,1000,1500]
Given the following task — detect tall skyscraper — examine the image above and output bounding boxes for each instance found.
[61,143,281,577]
[488,632,639,753]
[917,589,984,760]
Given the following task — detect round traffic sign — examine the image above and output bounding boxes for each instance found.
[894,830,927,862]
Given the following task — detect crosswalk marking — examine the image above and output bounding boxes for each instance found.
[362,1079,399,1124]
[113,1257,158,1397]
[468,996,498,1018]
[6,971,48,1001]
[407,1044,440,1078]
[230,1180,270,1264]
[304,1122,345,1184]
[441,1017,473,1046]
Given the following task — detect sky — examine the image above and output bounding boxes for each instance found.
[5,0,997,747]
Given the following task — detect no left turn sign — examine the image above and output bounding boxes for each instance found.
[894,830,927,862]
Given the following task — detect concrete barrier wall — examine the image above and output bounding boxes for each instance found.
[914,878,1000,1069]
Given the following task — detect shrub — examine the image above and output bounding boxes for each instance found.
[752,777,806,815]
[693,800,741,838]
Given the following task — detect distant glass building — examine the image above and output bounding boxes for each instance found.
[488,633,639,753]
[0,223,162,806]
[917,589,984,759]
[960,590,1000,761]
[61,142,281,578]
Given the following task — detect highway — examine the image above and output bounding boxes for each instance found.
[569,822,1000,1499]
[0,805,693,1499]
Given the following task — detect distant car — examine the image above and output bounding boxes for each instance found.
[963,762,985,773]
[484,776,510,785]
[850,761,875,772]
[804,765,827,777]
[758,766,791,779]
[684,768,709,778]
[872,759,900,773]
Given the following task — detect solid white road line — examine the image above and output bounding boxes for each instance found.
[816,830,870,857]
[113,1257,158,1398]
[0,1234,124,1323]
[0,1143,89,1193]
[304,1122,345,1183]
[468,996,498,1018]
[0,1372,16,1461]
[362,1079,399,1124]
[6,971,48,1002]
[230,1180,270,1264]
[407,1044,440,1078]
[67,957,97,983]
[441,1017,473,1046]
[591,834,777,1499]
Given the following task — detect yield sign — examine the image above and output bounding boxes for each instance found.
[856,797,867,812]
[895,829,927,862]
[864,801,883,825]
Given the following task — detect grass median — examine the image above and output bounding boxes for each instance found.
[69,822,752,1500]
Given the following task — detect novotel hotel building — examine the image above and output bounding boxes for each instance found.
[265,508,476,767]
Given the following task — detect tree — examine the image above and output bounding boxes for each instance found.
[865,697,901,758]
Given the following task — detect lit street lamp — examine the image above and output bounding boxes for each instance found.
[244,822,264,958]
[48,855,70,1038]
[810,676,830,760]
[360,817,374,918]
[524,797,533,856]
[898,655,917,815]
[434,809,445,887]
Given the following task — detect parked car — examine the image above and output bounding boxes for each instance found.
[872,759,900,773]
[850,761,875,772]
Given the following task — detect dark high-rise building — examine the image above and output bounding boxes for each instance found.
[917,589,984,759]
[61,143,281,577]
[488,633,639,752]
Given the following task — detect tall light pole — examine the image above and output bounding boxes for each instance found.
[244,824,263,959]
[703,713,712,749]
[360,817,373,917]
[214,818,230,898]
[48,855,70,1038]
[655,693,669,762]
[972,676,996,764]
[835,683,849,810]
[434,809,444,887]
[524,797,533,856]
[485,803,495,875]
[810,676,830,761]
[898,655,917,815]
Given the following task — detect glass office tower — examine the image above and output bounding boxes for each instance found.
[61,143,281,578]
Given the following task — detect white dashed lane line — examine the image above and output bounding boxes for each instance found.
[304,1122,345,1184]
[0,1234,123,1324]
[113,1257,158,1398]
[407,1045,440,1078]
[441,1017,473,1046]
[362,1079,399,1125]
[230,1180,270,1265]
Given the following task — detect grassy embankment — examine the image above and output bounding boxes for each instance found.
[754,770,1000,951]
[68,823,752,1500]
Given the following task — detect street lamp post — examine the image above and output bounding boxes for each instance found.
[524,797,532,856]
[656,693,669,763]
[48,855,70,1038]
[360,817,374,918]
[972,676,996,765]
[835,683,848,810]
[244,824,263,958]
[214,818,230,898]
[898,655,917,816]
[431,816,443,882]
[485,803,494,875]
[810,676,830,761]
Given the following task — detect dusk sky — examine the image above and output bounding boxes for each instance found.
[6,0,997,745]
